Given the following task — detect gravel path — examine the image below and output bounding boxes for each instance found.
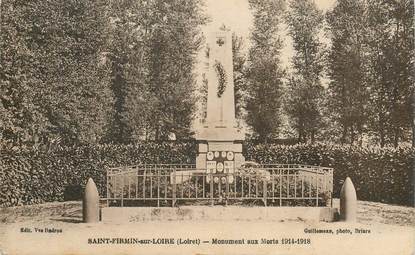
[0,200,414,255]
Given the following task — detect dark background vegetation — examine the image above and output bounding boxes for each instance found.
[1,0,413,208]
[0,142,413,207]
[1,0,413,148]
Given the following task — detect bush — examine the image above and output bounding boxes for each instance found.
[244,142,414,206]
[0,142,196,207]
[1,142,413,207]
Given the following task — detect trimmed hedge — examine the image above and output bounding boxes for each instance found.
[244,142,414,206]
[0,142,413,207]
[0,142,196,207]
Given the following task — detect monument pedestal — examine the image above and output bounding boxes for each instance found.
[196,141,245,170]
[196,125,245,171]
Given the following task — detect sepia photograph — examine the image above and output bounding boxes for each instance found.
[0,0,414,254]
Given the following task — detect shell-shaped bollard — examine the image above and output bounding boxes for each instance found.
[83,178,100,223]
[340,177,357,222]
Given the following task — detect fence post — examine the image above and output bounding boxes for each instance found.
[330,170,334,208]
[157,166,160,207]
[121,167,125,207]
[316,174,319,206]
[279,169,282,206]
[210,172,214,206]
[263,179,267,207]
[225,175,228,206]
[172,167,176,207]
[106,168,109,207]
[323,171,327,206]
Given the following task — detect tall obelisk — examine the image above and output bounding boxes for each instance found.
[196,26,245,176]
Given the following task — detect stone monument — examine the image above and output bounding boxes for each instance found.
[196,26,245,180]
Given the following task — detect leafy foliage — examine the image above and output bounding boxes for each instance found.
[325,0,413,147]
[245,0,286,142]
[284,0,325,143]
[1,0,207,147]
[245,142,414,206]
[108,0,207,142]
[326,0,370,145]
[0,142,196,207]
[1,142,412,207]
[0,0,114,148]
[364,0,414,147]
[232,33,248,124]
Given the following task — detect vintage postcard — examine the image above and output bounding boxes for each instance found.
[0,0,413,254]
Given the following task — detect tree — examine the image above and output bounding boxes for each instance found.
[141,0,207,141]
[232,33,247,125]
[105,0,152,143]
[0,1,48,148]
[36,0,114,145]
[106,0,207,142]
[1,0,114,148]
[245,0,286,142]
[365,0,414,147]
[326,0,369,145]
[284,0,325,143]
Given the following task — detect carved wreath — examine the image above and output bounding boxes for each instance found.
[214,61,227,98]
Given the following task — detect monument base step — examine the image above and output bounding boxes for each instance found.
[101,206,338,223]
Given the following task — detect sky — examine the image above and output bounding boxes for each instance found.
[200,0,337,68]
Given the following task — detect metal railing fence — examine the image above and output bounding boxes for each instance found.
[104,164,333,207]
